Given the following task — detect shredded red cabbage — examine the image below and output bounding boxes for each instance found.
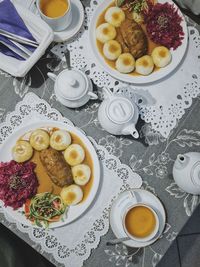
[0,160,38,209]
[145,3,184,50]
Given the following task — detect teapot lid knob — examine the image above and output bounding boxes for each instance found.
[67,77,77,87]
[57,69,88,101]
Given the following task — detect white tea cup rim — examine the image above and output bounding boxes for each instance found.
[36,0,71,20]
[122,203,160,243]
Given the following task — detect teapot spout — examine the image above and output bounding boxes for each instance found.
[122,125,139,139]
[102,87,113,99]
[176,154,189,169]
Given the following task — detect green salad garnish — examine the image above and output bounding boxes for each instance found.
[25,192,67,228]
[116,0,153,14]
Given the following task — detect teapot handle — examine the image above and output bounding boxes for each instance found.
[88,91,98,100]
[47,72,57,82]
[131,129,139,139]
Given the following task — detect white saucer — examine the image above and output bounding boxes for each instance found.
[54,0,84,42]
[110,189,166,248]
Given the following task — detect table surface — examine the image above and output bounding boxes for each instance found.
[0,1,200,267]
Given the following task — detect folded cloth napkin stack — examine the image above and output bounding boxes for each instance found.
[0,0,38,60]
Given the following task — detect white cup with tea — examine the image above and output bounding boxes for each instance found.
[122,203,160,243]
[36,0,72,32]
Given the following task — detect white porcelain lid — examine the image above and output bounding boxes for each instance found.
[106,97,134,124]
[57,69,88,100]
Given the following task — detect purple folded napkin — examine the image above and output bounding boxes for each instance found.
[0,34,25,60]
[0,0,36,41]
[0,0,36,60]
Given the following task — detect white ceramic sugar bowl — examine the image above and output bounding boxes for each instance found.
[173,152,200,194]
[98,89,139,138]
[47,69,98,108]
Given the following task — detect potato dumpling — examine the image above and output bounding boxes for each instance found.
[135,55,154,75]
[151,46,172,68]
[103,40,122,60]
[12,140,33,163]
[50,130,71,151]
[60,184,83,205]
[105,7,125,27]
[72,164,91,186]
[64,144,85,166]
[30,129,50,151]
[96,23,116,43]
[116,53,135,73]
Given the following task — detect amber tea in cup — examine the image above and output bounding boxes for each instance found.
[37,0,72,31]
[123,204,159,241]
[40,0,69,18]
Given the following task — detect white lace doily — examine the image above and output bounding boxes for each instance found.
[50,0,200,138]
[0,93,142,267]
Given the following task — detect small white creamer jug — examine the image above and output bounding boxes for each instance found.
[48,69,98,108]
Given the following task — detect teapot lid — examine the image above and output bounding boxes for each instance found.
[106,97,134,124]
[57,69,88,100]
[191,162,200,186]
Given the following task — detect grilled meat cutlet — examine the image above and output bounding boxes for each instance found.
[117,19,148,59]
[40,148,73,187]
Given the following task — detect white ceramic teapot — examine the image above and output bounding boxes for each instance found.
[47,69,98,108]
[98,88,140,138]
[173,152,200,195]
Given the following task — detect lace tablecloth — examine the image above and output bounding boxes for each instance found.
[50,0,200,138]
[13,0,200,138]
[0,93,142,267]
[0,90,200,267]
[0,1,200,267]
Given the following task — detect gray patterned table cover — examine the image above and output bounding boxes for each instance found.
[0,1,200,266]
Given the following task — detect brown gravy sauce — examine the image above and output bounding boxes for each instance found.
[96,2,160,76]
[20,129,94,203]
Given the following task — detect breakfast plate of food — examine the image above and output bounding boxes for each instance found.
[89,0,188,84]
[0,121,100,228]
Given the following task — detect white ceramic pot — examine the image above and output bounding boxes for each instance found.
[98,89,139,138]
[48,69,98,108]
[173,152,200,195]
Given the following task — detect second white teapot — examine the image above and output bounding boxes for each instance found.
[173,152,200,195]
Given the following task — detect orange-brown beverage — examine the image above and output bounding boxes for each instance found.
[125,205,156,238]
[40,0,69,18]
